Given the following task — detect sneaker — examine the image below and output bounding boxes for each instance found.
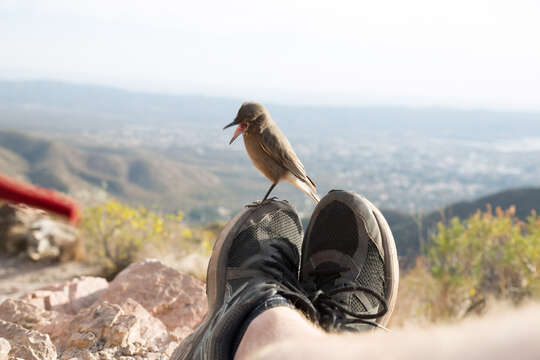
[300,190,399,332]
[172,200,315,360]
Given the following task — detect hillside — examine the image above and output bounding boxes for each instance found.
[0,130,222,213]
[0,130,318,220]
[386,187,540,264]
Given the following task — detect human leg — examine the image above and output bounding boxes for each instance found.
[234,306,325,360]
[247,304,540,360]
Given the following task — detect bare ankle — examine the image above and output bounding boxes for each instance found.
[234,306,323,360]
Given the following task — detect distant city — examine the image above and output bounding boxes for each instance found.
[77,124,540,214]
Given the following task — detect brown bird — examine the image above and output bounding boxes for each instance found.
[224,102,320,203]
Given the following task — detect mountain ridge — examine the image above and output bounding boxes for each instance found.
[0,130,223,212]
[385,187,540,264]
[2,80,540,138]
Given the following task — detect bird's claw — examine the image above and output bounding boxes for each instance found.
[245,197,279,208]
[245,202,261,208]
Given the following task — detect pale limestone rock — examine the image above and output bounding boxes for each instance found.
[0,298,72,349]
[100,259,207,341]
[0,204,45,255]
[0,260,206,359]
[0,320,56,360]
[21,276,108,314]
[0,203,81,261]
[26,218,80,261]
[0,338,10,360]
[60,299,171,359]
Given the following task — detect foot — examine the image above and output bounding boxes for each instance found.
[300,190,399,332]
[245,197,280,208]
[172,199,315,360]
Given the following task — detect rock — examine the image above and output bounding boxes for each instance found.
[100,259,207,341]
[0,320,57,360]
[0,338,10,360]
[0,260,206,359]
[27,218,82,261]
[0,203,82,261]
[60,300,170,359]
[0,299,72,348]
[20,276,108,314]
[116,298,171,349]
[0,204,45,255]
[0,298,54,329]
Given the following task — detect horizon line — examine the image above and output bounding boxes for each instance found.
[1,76,540,115]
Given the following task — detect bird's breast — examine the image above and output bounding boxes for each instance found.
[243,133,284,183]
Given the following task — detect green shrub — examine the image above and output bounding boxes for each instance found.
[392,206,540,325]
[80,200,224,280]
[81,200,183,278]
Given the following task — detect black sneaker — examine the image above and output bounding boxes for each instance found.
[300,190,399,332]
[172,200,315,360]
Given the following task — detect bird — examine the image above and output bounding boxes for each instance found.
[224,102,320,204]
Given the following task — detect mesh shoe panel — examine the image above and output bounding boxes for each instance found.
[228,208,303,268]
[350,241,385,312]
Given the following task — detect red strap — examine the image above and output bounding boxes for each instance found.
[0,173,80,226]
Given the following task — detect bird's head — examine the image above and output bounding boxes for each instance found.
[224,102,267,145]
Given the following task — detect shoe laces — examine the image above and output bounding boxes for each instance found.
[307,265,389,331]
[252,239,318,319]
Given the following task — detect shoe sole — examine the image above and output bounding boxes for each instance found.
[301,190,399,327]
[363,197,399,326]
[206,205,252,310]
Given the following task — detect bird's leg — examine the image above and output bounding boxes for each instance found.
[246,183,278,207]
[262,183,277,202]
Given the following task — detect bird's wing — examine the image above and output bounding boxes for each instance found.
[258,125,315,187]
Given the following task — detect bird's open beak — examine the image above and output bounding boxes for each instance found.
[224,118,246,145]
[223,118,240,130]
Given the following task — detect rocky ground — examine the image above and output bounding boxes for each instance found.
[0,255,102,303]
[0,259,207,360]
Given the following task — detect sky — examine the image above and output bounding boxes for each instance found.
[1,0,539,111]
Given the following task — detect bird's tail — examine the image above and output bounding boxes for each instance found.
[287,174,320,203]
[308,190,320,203]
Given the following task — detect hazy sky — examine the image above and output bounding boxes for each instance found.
[1,0,539,110]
